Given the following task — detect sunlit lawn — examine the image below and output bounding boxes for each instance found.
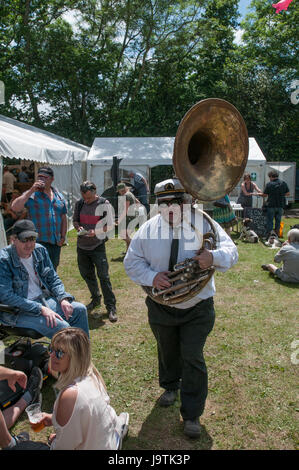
[6,217,299,450]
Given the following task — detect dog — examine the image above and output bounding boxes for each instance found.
[264,230,282,249]
[239,218,259,243]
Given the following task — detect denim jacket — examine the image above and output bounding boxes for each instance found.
[0,243,74,326]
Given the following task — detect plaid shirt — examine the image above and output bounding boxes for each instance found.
[25,187,67,244]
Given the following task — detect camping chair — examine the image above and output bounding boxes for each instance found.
[0,304,50,410]
[0,304,44,340]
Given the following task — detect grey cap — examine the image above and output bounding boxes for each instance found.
[11,219,39,240]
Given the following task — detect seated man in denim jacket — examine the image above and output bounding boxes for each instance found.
[0,220,89,339]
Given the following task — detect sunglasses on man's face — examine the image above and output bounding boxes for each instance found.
[158,198,184,207]
[49,346,66,360]
[38,174,51,179]
[18,236,37,243]
[80,186,95,193]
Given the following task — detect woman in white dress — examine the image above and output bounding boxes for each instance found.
[40,328,129,450]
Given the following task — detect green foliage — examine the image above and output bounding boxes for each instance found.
[0,0,298,162]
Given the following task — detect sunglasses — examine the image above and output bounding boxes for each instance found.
[49,346,66,360]
[18,236,37,243]
[157,198,184,207]
[80,185,95,193]
[37,174,51,179]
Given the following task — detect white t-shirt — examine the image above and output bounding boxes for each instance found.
[20,255,43,300]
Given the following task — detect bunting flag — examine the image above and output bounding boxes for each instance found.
[272,0,294,13]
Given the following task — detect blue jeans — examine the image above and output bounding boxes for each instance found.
[266,207,283,235]
[137,193,150,214]
[5,297,89,339]
[38,242,61,271]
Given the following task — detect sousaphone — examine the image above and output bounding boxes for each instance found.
[143,98,248,305]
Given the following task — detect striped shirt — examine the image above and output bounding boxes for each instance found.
[73,196,109,251]
[25,187,67,244]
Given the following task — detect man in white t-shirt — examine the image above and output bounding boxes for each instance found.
[0,219,89,339]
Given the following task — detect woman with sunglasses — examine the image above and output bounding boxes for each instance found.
[39,328,129,450]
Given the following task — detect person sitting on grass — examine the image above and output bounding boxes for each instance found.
[261,228,299,283]
[38,328,129,450]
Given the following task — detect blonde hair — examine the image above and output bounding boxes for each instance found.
[51,328,106,391]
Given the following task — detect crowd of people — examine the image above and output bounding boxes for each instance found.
[0,165,298,450]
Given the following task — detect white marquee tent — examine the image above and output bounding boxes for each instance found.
[87,136,267,207]
[0,114,89,248]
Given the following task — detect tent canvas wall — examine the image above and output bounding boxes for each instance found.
[87,136,174,196]
[87,136,266,208]
[0,114,89,248]
[265,162,296,204]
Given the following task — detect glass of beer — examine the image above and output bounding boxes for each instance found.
[25,403,45,432]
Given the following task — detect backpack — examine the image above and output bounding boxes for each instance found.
[0,337,49,410]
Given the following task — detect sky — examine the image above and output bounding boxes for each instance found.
[238,0,252,19]
[235,0,253,44]
[61,2,254,46]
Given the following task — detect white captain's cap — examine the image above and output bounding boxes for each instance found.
[154,178,185,200]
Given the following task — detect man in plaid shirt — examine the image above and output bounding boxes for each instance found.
[11,166,67,270]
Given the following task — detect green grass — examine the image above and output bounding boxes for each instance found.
[4,217,299,450]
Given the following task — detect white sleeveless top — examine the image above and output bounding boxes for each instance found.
[50,375,119,450]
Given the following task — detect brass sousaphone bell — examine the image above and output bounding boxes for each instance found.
[173,98,248,202]
[143,98,249,305]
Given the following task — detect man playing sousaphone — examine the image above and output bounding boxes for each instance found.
[124,177,238,439]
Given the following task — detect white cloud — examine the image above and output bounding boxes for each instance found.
[61,9,88,34]
[234,28,244,45]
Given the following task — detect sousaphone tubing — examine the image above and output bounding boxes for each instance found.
[142,98,248,304]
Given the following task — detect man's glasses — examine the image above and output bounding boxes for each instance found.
[18,236,37,243]
[37,174,50,179]
[157,198,184,207]
[49,346,66,360]
[80,185,95,193]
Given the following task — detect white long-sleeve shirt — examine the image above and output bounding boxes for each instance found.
[124,212,238,309]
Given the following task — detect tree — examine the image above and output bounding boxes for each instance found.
[230,0,299,163]
[0,0,297,166]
